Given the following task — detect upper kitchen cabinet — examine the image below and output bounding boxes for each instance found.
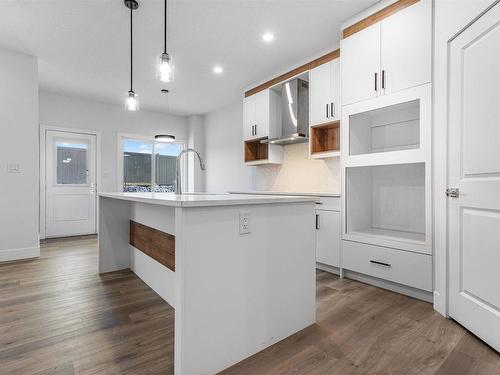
[243,89,281,141]
[309,58,340,125]
[341,0,431,106]
[341,23,381,106]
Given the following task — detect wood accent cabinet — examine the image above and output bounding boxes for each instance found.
[242,88,283,164]
[341,0,431,106]
[310,121,340,158]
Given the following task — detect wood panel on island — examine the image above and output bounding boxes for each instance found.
[129,220,175,272]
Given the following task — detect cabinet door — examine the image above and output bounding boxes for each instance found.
[341,23,381,106]
[309,62,331,126]
[330,58,341,121]
[315,210,340,268]
[381,0,431,95]
[243,95,256,140]
[255,90,270,138]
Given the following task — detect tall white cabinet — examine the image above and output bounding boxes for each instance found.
[341,0,431,106]
[340,0,432,300]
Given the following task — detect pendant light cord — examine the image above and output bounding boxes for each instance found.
[164,0,167,53]
[130,4,133,92]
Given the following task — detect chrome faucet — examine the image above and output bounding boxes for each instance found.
[176,148,206,194]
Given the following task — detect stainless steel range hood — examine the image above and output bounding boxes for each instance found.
[261,78,309,145]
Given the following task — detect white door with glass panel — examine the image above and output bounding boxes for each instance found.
[45,130,97,237]
[448,2,500,352]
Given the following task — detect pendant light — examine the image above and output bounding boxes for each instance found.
[157,0,174,82]
[155,89,175,142]
[125,0,139,111]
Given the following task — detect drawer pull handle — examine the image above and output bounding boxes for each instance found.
[370,260,391,267]
[315,202,323,205]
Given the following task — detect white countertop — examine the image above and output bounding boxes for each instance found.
[229,190,341,198]
[98,192,318,208]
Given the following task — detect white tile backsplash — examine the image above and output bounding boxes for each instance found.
[255,143,340,193]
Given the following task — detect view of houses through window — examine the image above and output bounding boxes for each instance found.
[122,137,183,192]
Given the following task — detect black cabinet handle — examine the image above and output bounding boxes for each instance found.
[331,102,334,118]
[370,260,391,267]
[374,72,378,91]
[326,103,329,118]
[382,70,385,90]
[315,214,320,230]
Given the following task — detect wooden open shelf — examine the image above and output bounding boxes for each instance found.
[244,137,269,163]
[311,121,340,155]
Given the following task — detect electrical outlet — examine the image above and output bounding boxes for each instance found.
[7,163,21,173]
[239,212,251,235]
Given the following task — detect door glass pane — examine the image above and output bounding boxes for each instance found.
[123,139,153,192]
[155,143,183,192]
[56,140,88,185]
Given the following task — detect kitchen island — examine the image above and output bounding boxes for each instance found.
[98,192,317,375]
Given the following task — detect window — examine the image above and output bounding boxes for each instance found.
[55,140,89,185]
[120,135,184,192]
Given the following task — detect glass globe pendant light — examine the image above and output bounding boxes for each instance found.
[125,0,139,111]
[155,89,175,142]
[157,0,174,82]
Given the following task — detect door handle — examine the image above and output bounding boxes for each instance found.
[446,188,460,198]
[331,102,335,118]
[382,70,386,90]
[374,72,378,92]
[326,103,329,119]
[315,214,320,230]
[255,124,257,136]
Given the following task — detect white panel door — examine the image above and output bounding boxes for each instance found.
[46,130,97,237]
[243,95,256,140]
[315,210,340,267]
[381,0,431,95]
[341,23,381,106]
[255,89,270,138]
[448,3,500,352]
[330,58,341,121]
[309,62,331,125]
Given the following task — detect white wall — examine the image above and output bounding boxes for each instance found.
[203,101,254,192]
[39,91,190,193]
[432,0,494,316]
[187,115,206,192]
[0,48,39,260]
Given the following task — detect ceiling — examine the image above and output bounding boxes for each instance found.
[0,0,378,116]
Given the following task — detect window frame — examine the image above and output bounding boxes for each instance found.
[117,132,186,192]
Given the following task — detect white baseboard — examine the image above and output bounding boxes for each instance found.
[343,269,433,303]
[0,245,40,262]
[316,263,340,276]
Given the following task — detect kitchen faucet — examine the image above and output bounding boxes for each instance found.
[176,148,206,194]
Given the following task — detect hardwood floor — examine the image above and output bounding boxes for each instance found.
[0,237,498,375]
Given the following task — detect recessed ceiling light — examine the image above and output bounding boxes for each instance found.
[213,66,223,74]
[262,32,274,43]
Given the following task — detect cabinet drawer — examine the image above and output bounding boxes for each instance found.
[315,196,340,211]
[342,241,432,291]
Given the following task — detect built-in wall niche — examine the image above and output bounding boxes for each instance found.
[346,162,425,247]
[349,99,420,156]
[244,137,268,163]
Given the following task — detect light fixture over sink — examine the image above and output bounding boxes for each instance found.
[155,89,175,142]
[157,0,174,82]
[124,0,139,111]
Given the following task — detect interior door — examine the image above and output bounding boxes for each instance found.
[309,62,331,125]
[380,0,431,95]
[45,130,97,238]
[448,2,500,352]
[341,22,381,106]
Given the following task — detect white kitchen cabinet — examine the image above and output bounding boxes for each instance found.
[315,207,340,268]
[341,0,431,106]
[242,89,281,141]
[381,0,431,95]
[243,95,256,140]
[309,58,341,126]
[341,23,381,106]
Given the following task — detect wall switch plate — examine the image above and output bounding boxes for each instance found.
[239,212,251,235]
[7,163,21,173]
